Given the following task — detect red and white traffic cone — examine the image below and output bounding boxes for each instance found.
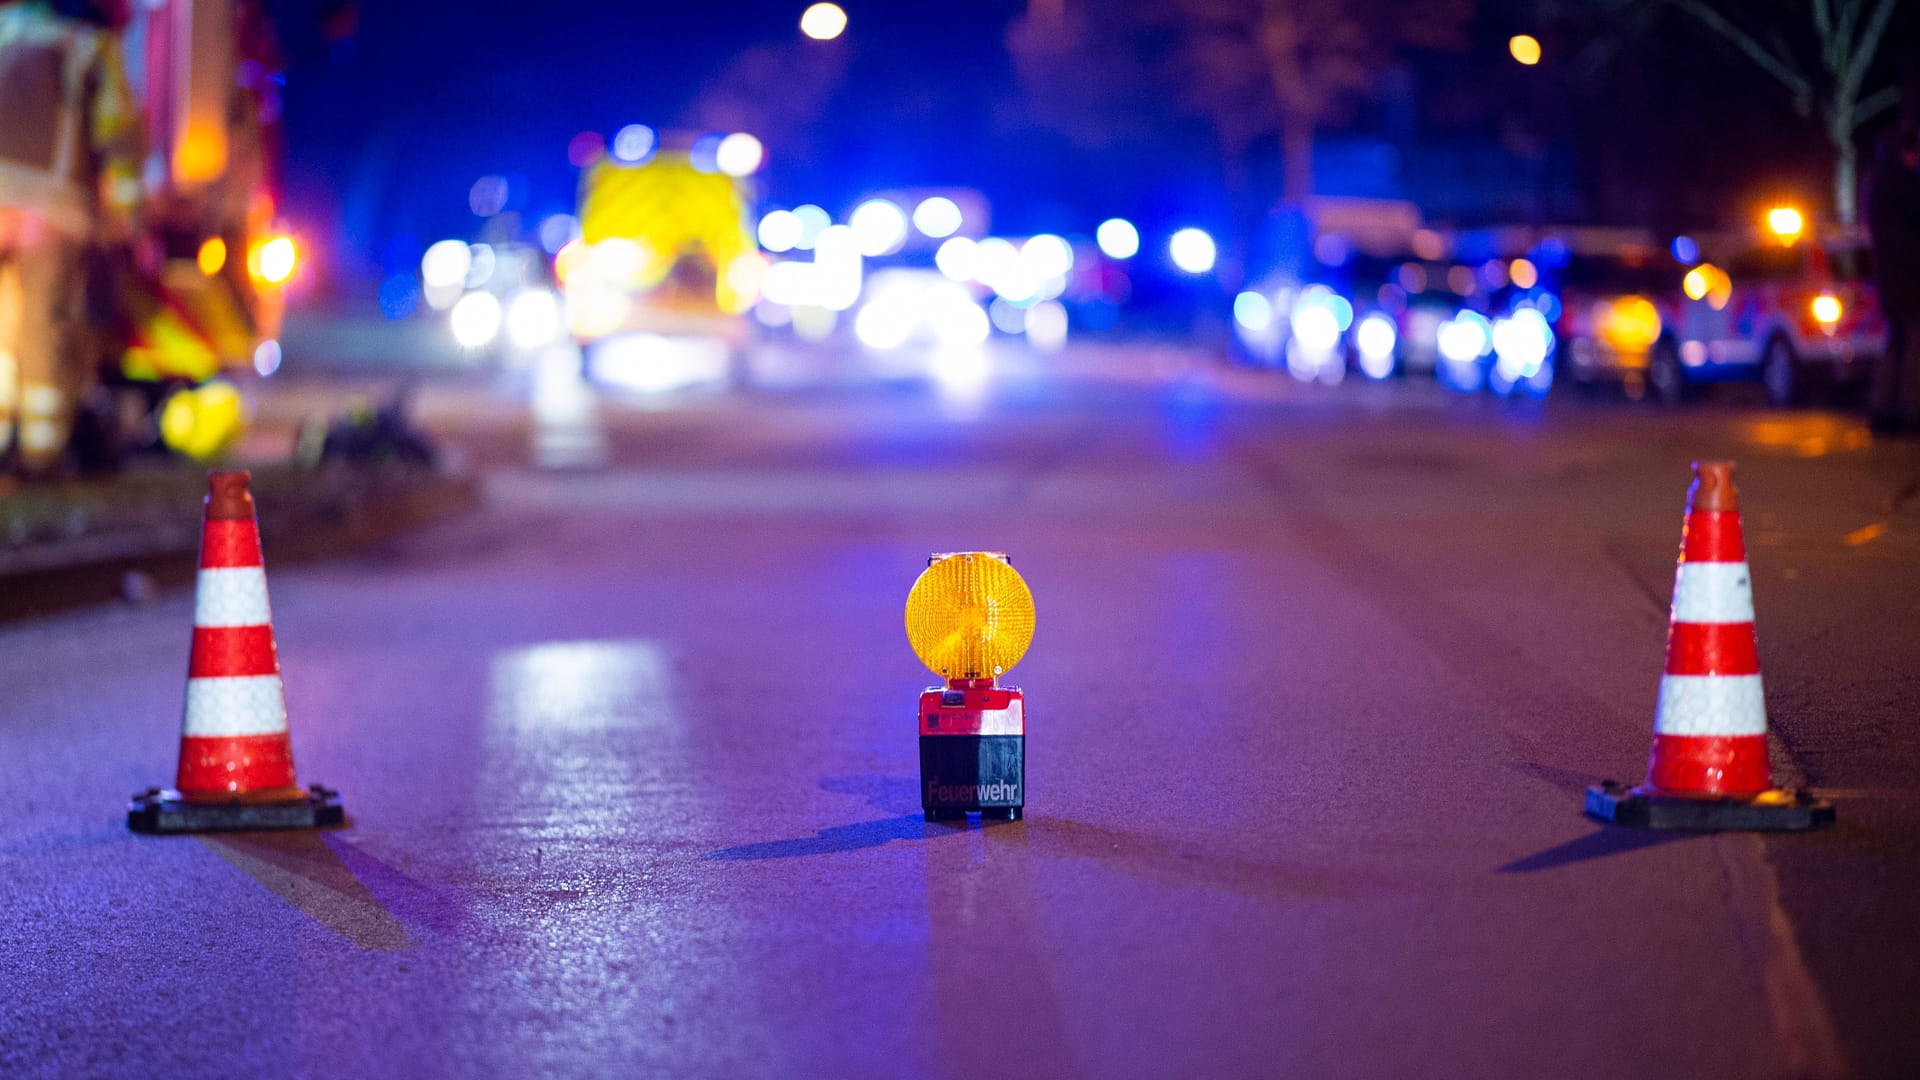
[1587,461,1832,830]
[129,472,343,832]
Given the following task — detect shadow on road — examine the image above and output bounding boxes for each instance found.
[709,776,1393,901]
[200,831,417,950]
[704,776,1023,860]
[704,813,947,860]
[1497,826,1696,874]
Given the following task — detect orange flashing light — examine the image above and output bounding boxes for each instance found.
[1766,206,1805,244]
[249,236,298,285]
[197,237,228,276]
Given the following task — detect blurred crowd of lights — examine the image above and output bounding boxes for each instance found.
[1354,314,1397,379]
[612,124,656,163]
[714,132,765,176]
[506,289,563,350]
[849,199,909,256]
[1232,291,1271,333]
[469,175,510,217]
[1169,228,1216,274]
[854,275,990,350]
[567,132,605,168]
[1096,218,1139,260]
[759,209,803,252]
[912,196,963,238]
[1289,286,1353,356]
[450,291,503,349]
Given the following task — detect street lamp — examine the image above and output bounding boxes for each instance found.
[1509,34,1541,66]
[800,2,846,40]
[1766,206,1805,244]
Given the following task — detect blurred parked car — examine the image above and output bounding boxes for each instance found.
[1556,251,1685,399]
[1651,233,1883,406]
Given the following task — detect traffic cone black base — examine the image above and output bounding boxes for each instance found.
[1585,780,1833,831]
[127,784,345,834]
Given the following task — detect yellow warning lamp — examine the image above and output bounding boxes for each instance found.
[908,552,1033,821]
[905,551,1035,682]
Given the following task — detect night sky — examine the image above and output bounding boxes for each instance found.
[265,1,1919,280]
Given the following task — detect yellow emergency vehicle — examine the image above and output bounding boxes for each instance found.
[98,0,295,464]
[562,140,758,349]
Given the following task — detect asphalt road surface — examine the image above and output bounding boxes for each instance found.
[4,341,1918,1078]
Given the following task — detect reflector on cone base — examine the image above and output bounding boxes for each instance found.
[128,784,345,833]
[1586,780,1833,831]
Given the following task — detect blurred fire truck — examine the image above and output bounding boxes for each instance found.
[557,134,758,389]
[89,0,296,464]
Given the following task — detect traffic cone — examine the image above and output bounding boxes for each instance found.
[129,471,343,833]
[1587,461,1832,830]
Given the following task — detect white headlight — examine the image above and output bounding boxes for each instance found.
[1438,311,1492,363]
[450,292,503,349]
[506,289,563,350]
[1356,314,1397,378]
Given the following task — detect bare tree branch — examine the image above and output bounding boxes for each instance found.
[1665,0,1813,105]
[1840,0,1901,103]
[1853,83,1902,125]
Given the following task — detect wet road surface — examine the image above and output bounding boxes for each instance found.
[4,350,1918,1078]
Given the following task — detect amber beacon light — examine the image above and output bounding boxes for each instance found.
[906,552,1034,821]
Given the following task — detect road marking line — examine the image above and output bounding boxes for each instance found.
[1714,833,1847,1080]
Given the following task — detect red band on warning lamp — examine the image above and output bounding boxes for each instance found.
[1645,733,1770,797]
[188,625,281,679]
[1680,511,1745,564]
[175,732,298,797]
[199,519,264,569]
[920,687,1025,736]
[1664,621,1760,677]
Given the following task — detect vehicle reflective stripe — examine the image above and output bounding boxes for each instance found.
[1679,510,1745,563]
[180,674,288,736]
[199,519,264,569]
[1653,674,1767,736]
[193,567,272,627]
[18,419,61,450]
[1670,561,1755,624]
[1665,621,1760,676]
[20,384,61,414]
